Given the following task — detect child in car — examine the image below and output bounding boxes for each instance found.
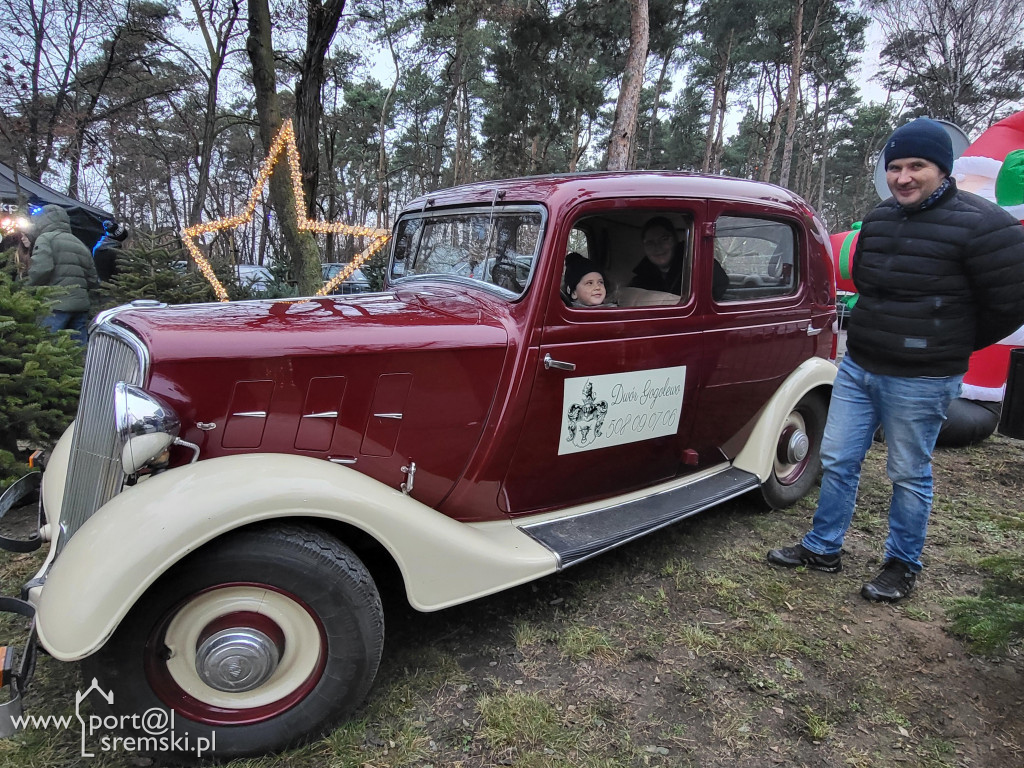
[564,251,614,307]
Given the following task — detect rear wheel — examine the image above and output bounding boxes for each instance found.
[82,522,383,761]
[760,393,827,509]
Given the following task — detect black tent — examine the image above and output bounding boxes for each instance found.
[0,161,112,249]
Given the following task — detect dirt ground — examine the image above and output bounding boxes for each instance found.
[363,432,1024,768]
[1,433,1022,768]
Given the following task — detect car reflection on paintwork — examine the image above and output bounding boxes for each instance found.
[321,263,373,294]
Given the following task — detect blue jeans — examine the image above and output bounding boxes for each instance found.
[41,310,90,345]
[801,356,962,572]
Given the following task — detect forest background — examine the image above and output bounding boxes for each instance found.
[1,0,1023,294]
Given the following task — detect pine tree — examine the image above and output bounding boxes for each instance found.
[0,271,84,489]
[98,233,223,308]
[361,248,389,292]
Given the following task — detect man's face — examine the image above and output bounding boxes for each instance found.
[642,226,677,270]
[572,271,607,306]
[886,157,945,208]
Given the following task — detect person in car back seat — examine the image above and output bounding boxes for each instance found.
[631,216,686,295]
[564,252,614,307]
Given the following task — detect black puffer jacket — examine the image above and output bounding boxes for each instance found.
[847,180,1024,377]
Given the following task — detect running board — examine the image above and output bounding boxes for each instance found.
[519,467,760,568]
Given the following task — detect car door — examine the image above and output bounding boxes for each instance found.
[501,200,709,515]
[688,203,819,455]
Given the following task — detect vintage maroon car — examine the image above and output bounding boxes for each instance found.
[0,172,837,758]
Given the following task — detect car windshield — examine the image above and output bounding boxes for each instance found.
[388,206,544,296]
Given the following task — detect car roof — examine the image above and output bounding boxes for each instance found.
[403,171,812,214]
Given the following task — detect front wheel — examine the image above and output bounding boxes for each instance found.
[760,393,827,509]
[82,522,384,761]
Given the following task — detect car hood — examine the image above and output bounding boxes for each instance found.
[110,285,511,363]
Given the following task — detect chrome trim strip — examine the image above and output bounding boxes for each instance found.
[91,300,167,331]
[328,457,357,465]
[374,413,403,420]
[232,411,267,418]
[303,412,339,419]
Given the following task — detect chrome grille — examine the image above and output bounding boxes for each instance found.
[56,325,147,551]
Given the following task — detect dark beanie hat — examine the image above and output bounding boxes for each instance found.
[103,219,128,241]
[564,252,603,294]
[883,118,953,175]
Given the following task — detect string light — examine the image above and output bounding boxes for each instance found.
[1,215,29,236]
[182,119,391,302]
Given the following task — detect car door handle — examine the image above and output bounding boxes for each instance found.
[543,354,576,371]
[805,324,824,336]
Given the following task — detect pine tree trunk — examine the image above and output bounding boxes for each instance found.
[377,3,399,226]
[246,0,321,295]
[646,52,672,168]
[606,0,650,171]
[295,0,346,218]
[778,0,804,189]
[703,29,733,174]
[760,63,785,183]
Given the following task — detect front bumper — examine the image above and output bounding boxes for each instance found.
[0,473,43,735]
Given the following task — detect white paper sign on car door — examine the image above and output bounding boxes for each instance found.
[558,366,686,455]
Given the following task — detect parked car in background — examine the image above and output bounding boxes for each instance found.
[236,264,273,293]
[321,263,372,294]
[0,172,837,760]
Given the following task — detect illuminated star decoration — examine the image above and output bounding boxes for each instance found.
[182,119,391,301]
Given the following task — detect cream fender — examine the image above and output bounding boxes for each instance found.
[732,357,837,481]
[35,453,557,661]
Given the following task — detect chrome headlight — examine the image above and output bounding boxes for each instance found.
[114,382,181,474]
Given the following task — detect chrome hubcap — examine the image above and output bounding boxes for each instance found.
[195,629,280,693]
[778,428,811,462]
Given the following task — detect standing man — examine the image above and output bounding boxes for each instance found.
[27,204,100,344]
[768,118,1024,602]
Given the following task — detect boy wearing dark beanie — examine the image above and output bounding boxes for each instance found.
[769,117,1024,603]
[564,251,612,307]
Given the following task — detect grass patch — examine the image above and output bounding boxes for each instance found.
[556,625,619,662]
[801,705,835,741]
[947,596,1024,654]
[634,586,670,616]
[946,553,1024,654]
[513,620,548,650]
[477,689,566,750]
[672,621,723,655]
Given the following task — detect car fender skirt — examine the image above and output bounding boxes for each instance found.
[35,453,557,661]
[731,357,837,481]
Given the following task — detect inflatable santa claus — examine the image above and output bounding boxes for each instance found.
[831,110,1024,447]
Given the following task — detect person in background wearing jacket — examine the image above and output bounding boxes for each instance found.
[92,218,128,282]
[767,118,1024,602]
[27,204,100,344]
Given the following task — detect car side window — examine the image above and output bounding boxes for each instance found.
[714,216,797,302]
[389,207,543,296]
[564,212,694,309]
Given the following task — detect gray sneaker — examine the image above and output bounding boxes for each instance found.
[767,543,842,573]
[861,560,916,602]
